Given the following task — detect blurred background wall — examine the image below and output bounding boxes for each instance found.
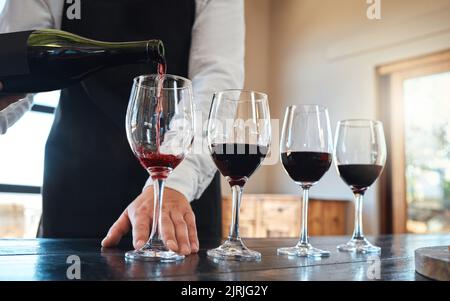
[241,0,450,234]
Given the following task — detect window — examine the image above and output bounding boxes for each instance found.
[0,91,59,238]
[378,50,450,233]
[403,72,450,233]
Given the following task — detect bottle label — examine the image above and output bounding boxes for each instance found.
[0,31,32,77]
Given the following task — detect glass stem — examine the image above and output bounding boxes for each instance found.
[228,185,243,241]
[148,179,165,243]
[352,193,364,240]
[299,187,310,245]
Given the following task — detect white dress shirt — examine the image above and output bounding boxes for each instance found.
[0,0,245,201]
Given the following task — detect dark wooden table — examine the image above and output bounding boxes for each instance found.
[0,234,448,280]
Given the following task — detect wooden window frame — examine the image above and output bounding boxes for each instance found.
[377,49,450,234]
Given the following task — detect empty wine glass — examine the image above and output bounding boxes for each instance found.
[277,105,333,257]
[124,74,194,262]
[207,90,271,261]
[334,119,386,253]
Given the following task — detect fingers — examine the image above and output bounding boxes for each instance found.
[170,211,191,255]
[184,211,199,253]
[101,186,199,257]
[101,210,131,248]
[161,209,199,254]
[160,211,178,252]
[129,203,151,249]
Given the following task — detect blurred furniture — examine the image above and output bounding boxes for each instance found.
[0,197,42,238]
[0,203,25,237]
[222,194,349,238]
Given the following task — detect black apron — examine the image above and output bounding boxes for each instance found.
[41,0,222,240]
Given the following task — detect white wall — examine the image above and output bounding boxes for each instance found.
[243,0,450,234]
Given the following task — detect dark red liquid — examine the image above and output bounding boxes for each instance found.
[138,60,184,180]
[154,60,167,153]
[281,151,332,184]
[137,147,184,179]
[134,60,176,180]
[157,60,167,76]
[210,143,268,187]
[337,164,383,194]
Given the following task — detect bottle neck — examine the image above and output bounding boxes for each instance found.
[105,40,165,65]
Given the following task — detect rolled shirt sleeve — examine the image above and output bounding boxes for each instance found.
[144,0,245,201]
[0,95,33,134]
[0,0,62,32]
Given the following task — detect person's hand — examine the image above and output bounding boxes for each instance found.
[101,186,199,255]
[0,82,27,111]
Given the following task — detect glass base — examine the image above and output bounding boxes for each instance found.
[337,237,381,254]
[125,240,184,262]
[207,238,261,261]
[277,242,330,257]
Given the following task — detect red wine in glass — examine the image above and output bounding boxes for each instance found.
[125,74,194,262]
[277,105,333,258]
[136,147,184,180]
[134,59,170,180]
[206,90,271,261]
[337,164,383,194]
[281,151,332,184]
[210,143,268,187]
[334,119,387,253]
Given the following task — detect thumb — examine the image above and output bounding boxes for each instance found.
[101,210,131,248]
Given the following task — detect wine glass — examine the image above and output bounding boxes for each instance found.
[207,90,271,261]
[277,105,333,257]
[125,74,194,262]
[334,119,386,253]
